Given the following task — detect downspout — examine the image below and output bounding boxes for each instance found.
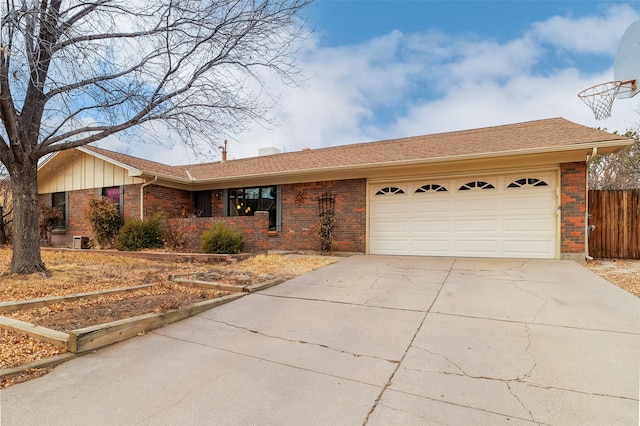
[140,176,158,220]
[585,147,597,260]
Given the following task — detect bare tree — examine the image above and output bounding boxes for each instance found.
[589,130,640,189]
[0,0,311,273]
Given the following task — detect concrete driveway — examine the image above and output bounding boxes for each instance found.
[2,256,640,425]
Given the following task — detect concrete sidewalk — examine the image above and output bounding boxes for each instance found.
[2,256,639,425]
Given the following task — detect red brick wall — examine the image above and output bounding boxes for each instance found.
[166,212,269,253]
[41,184,146,248]
[561,162,586,257]
[267,179,366,253]
[122,184,141,219]
[143,184,192,218]
[212,190,225,217]
[39,189,101,248]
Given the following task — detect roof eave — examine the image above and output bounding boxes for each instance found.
[37,152,61,171]
[188,138,634,185]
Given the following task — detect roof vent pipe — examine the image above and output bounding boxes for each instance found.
[220,140,228,162]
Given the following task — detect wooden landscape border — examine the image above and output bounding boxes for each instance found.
[67,293,245,352]
[1,274,285,380]
[0,284,155,314]
[0,292,245,355]
[169,273,284,293]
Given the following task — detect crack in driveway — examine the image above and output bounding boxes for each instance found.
[378,388,551,425]
[406,345,537,422]
[197,317,400,364]
[362,259,456,425]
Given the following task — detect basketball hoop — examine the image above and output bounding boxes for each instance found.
[578,80,636,120]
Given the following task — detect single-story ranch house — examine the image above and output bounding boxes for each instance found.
[37,117,632,261]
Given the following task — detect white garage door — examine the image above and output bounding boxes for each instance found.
[369,172,558,258]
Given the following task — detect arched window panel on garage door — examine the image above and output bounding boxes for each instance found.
[458,181,495,191]
[507,178,549,188]
[375,186,405,195]
[415,184,448,193]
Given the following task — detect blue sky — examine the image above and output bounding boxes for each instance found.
[102,1,640,164]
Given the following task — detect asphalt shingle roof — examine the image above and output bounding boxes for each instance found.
[82,146,190,179]
[84,118,628,182]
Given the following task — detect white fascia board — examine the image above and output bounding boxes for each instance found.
[37,152,61,170]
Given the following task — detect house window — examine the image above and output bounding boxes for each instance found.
[194,191,212,217]
[375,186,405,195]
[458,181,495,191]
[227,186,278,230]
[507,178,549,188]
[51,192,67,230]
[102,186,122,215]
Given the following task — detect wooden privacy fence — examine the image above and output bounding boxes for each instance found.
[588,189,640,259]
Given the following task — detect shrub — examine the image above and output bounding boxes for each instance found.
[40,206,63,238]
[116,214,164,251]
[86,197,122,249]
[200,222,243,254]
[162,220,192,252]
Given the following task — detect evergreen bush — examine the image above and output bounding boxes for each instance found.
[200,221,243,254]
[116,214,164,251]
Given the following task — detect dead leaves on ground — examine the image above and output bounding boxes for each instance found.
[1,328,66,371]
[0,247,337,387]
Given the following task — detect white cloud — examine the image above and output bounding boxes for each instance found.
[530,4,640,54]
[111,3,640,165]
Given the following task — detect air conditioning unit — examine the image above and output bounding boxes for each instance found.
[73,236,89,249]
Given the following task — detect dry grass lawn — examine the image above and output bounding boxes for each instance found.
[0,247,336,387]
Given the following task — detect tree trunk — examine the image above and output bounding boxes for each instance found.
[8,160,45,273]
[0,205,5,244]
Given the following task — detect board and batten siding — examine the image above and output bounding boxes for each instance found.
[38,150,144,194]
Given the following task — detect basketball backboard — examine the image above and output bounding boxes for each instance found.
[578,19,640,119]
[614,19,640,99]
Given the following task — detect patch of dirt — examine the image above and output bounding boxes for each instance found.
[583,259,640,298]
[184,269,277,286]
[0,248,337,387]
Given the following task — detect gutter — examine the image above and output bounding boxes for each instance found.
[140,176,158,219]
[130,138,634,187]
[187,139,634,186]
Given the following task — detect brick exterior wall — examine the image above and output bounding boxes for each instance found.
[39,188,101,248]
[40,169,585,258]
[212,190,225,217]
[165,179,366,254]
[560,162,587,258]
[122,184,141,219]
[143,184,192,218]
[267,179,366,253]
[166,212,269,253]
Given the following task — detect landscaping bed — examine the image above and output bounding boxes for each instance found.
[4,283,232,333]
[0,248,337,388]
[583,259,640,298]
